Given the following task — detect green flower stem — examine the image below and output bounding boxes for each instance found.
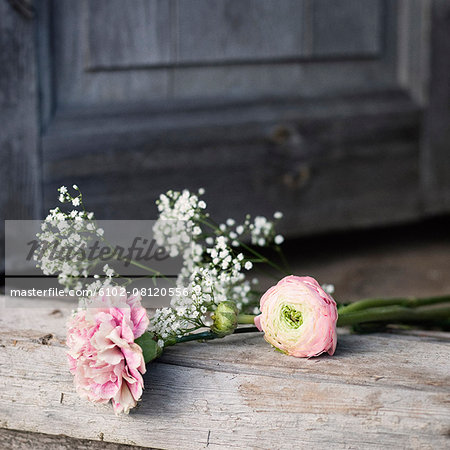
[238,314,257,324]
[275,245,291,274]
[175,326,259,344]
[337,295,450,315]
[337,303,450,327]
[239,240,289,276]
[161,300,450,351]
[175,331,219,344]
[235,298,450,328]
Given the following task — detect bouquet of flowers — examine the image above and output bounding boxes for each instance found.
[34,186,450,414]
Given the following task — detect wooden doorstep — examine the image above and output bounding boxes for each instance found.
[0,297,449,449]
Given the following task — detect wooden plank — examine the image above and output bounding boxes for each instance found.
[52,0,170,106]
[176,0,305,63]
[41,93,422,236]
[311,0,382,57]
[84,0,386,66]
[171,59,395,99]
[397,0,431,104]
[0,1,41,273]
[0,297,449,448]
[36,0,56,130]
[49,0,398,105]
[422,0,450,212]
[87,0,172,69]
[0,428,149,450]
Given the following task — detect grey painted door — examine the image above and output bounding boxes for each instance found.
[2,0,450,255]
[1,0,40,272]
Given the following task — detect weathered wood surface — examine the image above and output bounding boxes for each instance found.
[53,0,393,104]
[87,0,382,69]
[0,1,41,272]
[0,428,149,450]
[33,0,450,246]
[423,0,450,212]
[42,92,423,239]
[1,297,449,449]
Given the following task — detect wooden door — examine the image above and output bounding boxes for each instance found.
[2,0,450,261]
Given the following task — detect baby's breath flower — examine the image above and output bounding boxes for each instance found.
[103,264,115,278]
[322,283,335,295]
[34,187,114,295]
[274,211,283,219]
[153,190,206,257]
[148,189,268,343]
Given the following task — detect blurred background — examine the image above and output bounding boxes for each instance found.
[1,0,450,299]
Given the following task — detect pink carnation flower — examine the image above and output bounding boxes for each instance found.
[66,293,149,414]
[255,276,338,358]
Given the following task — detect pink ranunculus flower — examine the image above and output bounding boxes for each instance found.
[255,276,338,358]
[66,292,150,414]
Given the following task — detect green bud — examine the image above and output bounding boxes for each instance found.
[211,301,238,337]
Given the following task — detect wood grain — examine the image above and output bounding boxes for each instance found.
[0,297,449,449]
[311,0,382,57]
[50,0,398,104]
[0,1,41,272]
[25,0,450,252]
[87,0,172,69]
[41,92,422,238]
[422,0,450,212]
[0,428,150,450]
[176,0,306,63]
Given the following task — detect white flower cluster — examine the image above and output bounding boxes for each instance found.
[249,213,284,246]
[149,237,256,344]
[149,190,273,345]
[34,186,110,293]
[36,186,287,347]
[153,189,206,257]
[209,212,284,248]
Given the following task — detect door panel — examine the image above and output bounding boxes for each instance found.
[52,0,397,105]
[0,1,41,272]
[35,0,449,237]
[312,0,382,57]
[87,0,172,68]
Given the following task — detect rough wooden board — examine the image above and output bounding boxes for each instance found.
[311,0,382,57]
[0,1,41,272]
[1,298,449,449]
[50,1,397,104]
[41,92,423,242]
[422,0,450,211]
[0,428,151,450]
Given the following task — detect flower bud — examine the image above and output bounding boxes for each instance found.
[211,301,238,337]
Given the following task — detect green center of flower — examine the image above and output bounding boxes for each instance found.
[281,305,303,329]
